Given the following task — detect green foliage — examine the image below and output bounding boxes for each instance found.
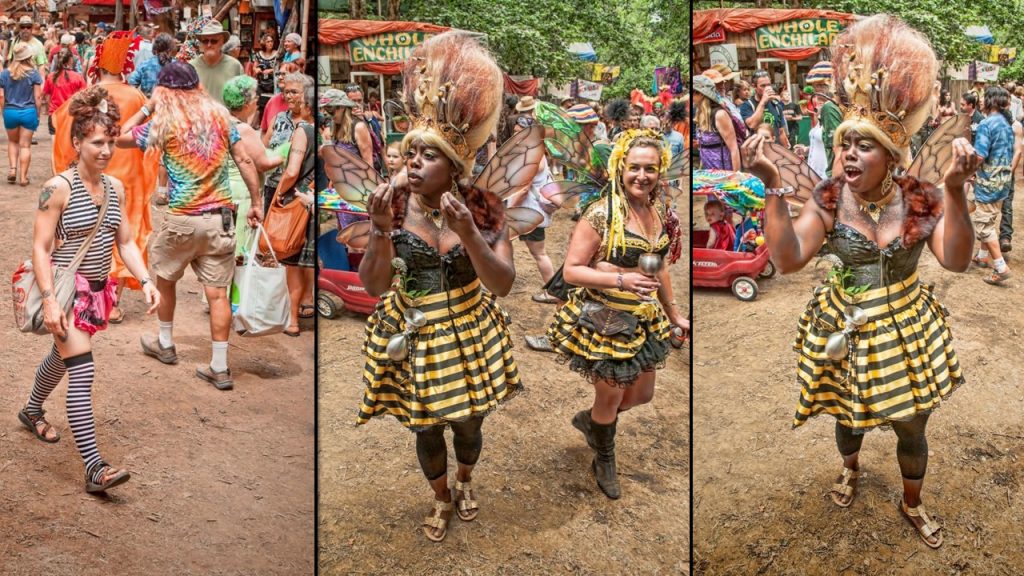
[353,0,688,98]
[826,265,871,296]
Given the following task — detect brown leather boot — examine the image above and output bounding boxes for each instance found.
[590,419,620,499]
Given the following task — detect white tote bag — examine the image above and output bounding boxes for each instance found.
[232,224,291,337]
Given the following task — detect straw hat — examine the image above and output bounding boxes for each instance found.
[702,69,727,85]
[12,43,34,62]
[515,96,537,112]
[18,15,32,26]
[711,63,740,82]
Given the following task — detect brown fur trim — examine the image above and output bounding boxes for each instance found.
[894,175,943,247]
[389,184,505,244]
[812,175,943,247]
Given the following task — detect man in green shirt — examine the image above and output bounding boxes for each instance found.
[9,16,47,72]
[188,20,243,108]
[806,61,842,178]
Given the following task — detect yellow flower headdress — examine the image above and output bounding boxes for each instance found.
[603,128,671,258]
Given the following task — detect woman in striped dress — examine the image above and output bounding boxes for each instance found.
[547,129,687,500]
[744,15,978,548]
[355,32,522,543]
[17,86,159,493]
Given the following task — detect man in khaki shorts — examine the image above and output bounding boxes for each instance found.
[117,61,262,390]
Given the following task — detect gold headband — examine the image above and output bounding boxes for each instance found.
[837,62,910,149]
[838,104,910,149]
[409,114,471,159]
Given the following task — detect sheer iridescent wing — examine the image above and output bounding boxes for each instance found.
[907,113,972,185]
[538,180,604,209]
[320,144,384,211]
[335,221,372,251]
[665,151,689,182]
[472,124,545,199]
[504,207,545,240]
[762,142,821,207]
[534,100,604,179]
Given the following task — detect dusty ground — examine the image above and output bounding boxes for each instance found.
[693,186,1024,575]
[318,195,690,574]
[0,124,314,574]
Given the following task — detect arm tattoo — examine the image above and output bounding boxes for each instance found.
[38,184,55,211]
[40,289,52,299]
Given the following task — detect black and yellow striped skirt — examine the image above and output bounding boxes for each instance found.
[793,272,963,431]
[547,287,671,387]
[357,279,521,430]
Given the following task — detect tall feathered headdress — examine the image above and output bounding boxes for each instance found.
[398,31,503,179]
[831,14,938,168]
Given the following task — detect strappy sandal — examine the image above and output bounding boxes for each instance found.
[18,408,60,443]
[299,304,316,319]
[18,177,29,187]
[454,479,480,522]
[900,500,943,549]
[108,306,125,324]
[421,499,454,542]
[85,462,131,493]
[7,169,15,184]
[829,467,858,507]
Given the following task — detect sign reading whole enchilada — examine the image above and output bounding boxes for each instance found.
[754,19,843,52]
[349,31,437,64]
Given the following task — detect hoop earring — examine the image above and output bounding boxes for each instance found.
[882,169,894,196]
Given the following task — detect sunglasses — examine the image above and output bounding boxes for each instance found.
[515,116,536,128]
[19,24,31,29]
[200,37,222,45]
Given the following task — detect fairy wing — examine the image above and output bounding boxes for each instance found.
[320,144,385,211]
[907,113,972,185]
[335,220,372,251]
[665,151,689,182]
[472,124,545,199]
[762,143,821,207]
[504,207,546,240]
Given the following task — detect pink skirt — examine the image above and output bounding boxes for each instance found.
[72,274,117,335]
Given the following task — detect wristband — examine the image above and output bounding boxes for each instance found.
[370,225,393,238]
[616,272,624,290]
[140,105,151,117]
[765,186,795,197]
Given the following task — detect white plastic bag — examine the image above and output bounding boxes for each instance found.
[232,224,291,336]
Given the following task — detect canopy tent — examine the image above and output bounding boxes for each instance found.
[568,42,597,62]
[965,25,995,44]
[694,8,858,60]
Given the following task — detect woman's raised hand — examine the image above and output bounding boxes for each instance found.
[944,137,983,192]
[367,182,394,231]
[740,133,782,188]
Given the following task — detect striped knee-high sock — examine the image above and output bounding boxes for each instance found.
[26,346,66,415]
[64,352,103,475]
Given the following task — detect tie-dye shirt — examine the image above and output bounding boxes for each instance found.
[133,120,241,215]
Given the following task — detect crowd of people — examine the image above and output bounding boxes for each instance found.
[14,14,313,494]
[321,31,688,542]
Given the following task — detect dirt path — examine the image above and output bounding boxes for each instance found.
[0,124,314,575]
[693,188,1024,575]
[318,199,690,574]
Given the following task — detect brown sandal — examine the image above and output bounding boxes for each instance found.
[86,463,131,493]
[421,499,454,542]
[829,467,858,507]
[454,480,480,521]
[900,500,943,548]
[18,408,60,443]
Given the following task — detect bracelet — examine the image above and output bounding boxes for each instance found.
[140,105,151,117]
[370,226,393,238]
[616,272,624,290]
[765,186,795,197]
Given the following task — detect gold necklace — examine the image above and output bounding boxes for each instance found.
[853,178,896,224]
[632,205,658,248]
[422,205,444,229]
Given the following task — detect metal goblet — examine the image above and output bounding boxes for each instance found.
[637,253,664,301]
[386,307,428,362]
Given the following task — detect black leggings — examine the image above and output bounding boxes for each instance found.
[835,413,930,480]
[415,417,484,481]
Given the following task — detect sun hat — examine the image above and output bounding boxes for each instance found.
[60,33,75,45]
[515,96,538,112]
[806,61,834,85]
[18,15,32,26]
[157,60,200,90]
[566,103,599,124]
[195,19,229,40]
[319,88,357,108]
[702,69,727,85]
[12,43,34,62]
[693,75,720,102]
[710,63,740,82]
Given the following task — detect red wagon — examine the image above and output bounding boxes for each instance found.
[692,230,775,301]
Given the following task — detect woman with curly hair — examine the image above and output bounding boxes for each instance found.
[547,129,687,500]
[356,31,533,543]
[17,86,160,493]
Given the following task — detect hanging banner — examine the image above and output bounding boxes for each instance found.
[987,45,1017,66]
[575,79,603,101]
[653,67,683,95]
[973,61,1001,82]
[695,24,726,45]
[708,43,739,71]
[591,64,621,83]
[755,19,844,52]
[349,31,437,65]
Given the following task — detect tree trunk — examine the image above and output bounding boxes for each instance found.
[387,0,401,20]
[130,0,137,29]
[115,0,124,30]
